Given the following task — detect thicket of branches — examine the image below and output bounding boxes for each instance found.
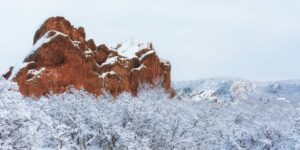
[0,77,300,149]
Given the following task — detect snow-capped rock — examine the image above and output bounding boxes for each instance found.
[2,16,174,97]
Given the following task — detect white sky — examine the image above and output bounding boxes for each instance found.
[0,0,300,81]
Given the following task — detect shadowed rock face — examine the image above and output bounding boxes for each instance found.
[3,16,175,97]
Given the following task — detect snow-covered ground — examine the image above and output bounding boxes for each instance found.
[1,77,300,149]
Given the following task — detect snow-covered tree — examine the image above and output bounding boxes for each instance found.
[0,77,300,149]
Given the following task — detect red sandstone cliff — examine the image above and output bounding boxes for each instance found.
[3,17,174,97]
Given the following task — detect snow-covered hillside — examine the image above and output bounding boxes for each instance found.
[1,77,300,149]
[174,77,300,104]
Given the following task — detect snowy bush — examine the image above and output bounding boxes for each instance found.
[0,77,300,149]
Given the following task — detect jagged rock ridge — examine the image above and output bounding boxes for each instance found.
[3,17,174,97]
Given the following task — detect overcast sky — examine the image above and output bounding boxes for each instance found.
[0,0,300,81]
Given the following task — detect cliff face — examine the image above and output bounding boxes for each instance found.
[4,17,174,97]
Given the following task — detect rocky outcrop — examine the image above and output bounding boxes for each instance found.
[3,17,174,97]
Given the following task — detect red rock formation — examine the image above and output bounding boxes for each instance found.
[3,17,175,98]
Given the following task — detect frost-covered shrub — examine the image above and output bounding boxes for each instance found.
[0,77,300,149]
[0,78,52,149]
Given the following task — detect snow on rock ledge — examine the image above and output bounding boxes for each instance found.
[2,16,175,98]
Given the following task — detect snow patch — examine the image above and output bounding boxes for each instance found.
[72,41,81,49]
[131,64,147,72]
[27,68,46,81]
[84,48,94,58]
[140,50,156,61]
[28,30,81,58]
[8,62,35,80]
[160,59,170,66]
[100,56,118,67]
[28,30,68,56]
[99,71,116,78]
[116,37,150,58]
[276,97,290,103]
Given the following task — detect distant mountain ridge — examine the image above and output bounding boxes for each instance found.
[173,77,300,103]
